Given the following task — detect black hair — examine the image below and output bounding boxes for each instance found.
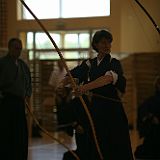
[8,38,22,49]
[91,30,113,52]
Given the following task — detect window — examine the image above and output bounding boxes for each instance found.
[35,33,61,49]
[62,0,110,18]
[19,0,110,19]
[20,0,60,19]
[20,30,92,60]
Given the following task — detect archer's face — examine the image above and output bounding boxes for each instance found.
[95,37,111,55]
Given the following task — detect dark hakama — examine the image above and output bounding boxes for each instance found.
[0,94,28,160]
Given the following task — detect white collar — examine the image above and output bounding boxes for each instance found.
[97,58,103,66]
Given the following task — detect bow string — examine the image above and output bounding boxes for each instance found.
[135,0,160,35]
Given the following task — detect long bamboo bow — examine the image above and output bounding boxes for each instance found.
[25,100,80,160]
[20,0,103,159]
[134,0,160,35]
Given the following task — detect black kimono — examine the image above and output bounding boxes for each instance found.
[0,54,32,160]
[63,54,133,160]
[135,91,160,159]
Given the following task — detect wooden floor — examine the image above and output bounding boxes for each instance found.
[28,129,141,160]
[28,131,76,160]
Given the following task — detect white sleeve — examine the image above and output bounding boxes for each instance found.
[105,70,118,85]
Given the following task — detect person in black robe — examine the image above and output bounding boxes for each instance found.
[0,38,32,160]
[135,76,160,159]
[62,30,133,160]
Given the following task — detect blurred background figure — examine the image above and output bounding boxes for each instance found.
[135,76,160,159]
[49,60,74,136]
[49,60,66,92]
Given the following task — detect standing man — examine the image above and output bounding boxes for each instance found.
[0,38,32,160]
